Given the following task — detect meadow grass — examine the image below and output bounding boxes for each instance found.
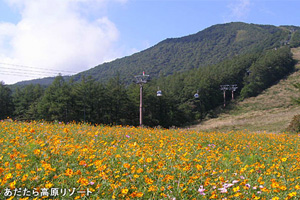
[0,121,299,199]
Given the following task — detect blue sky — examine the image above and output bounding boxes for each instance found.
[0,0,300,84]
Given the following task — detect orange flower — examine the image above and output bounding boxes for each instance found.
[196,164,202,171]
[77,177,89,186]
[65,168,73,177]
[123,163,130,169]
[9,180,16,189]
[137,168,143,173]
[16,163,22,170]
[79,160,87,166]
[148,185,158,192]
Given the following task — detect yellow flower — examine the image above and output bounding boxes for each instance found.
[21,174,28,182]
[280,185,287,191]
[77,177,89,186]
[287,192,297,198]
[63,128,69,133]
[271,182,279,188]
[233,186,240,192]
[209,193,218,199]
[121,188,128,195]
[146,157,153,163]
[271,197,279,200]
[45,182,53,188]
[9,180,16,189]
[145,177,154,184]
[281,157,287,162]
[136,192,143,197]
[196,164,203,170]
[5,173,12,180]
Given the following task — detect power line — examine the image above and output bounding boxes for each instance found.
[0,69,58,77]
[0,72,46,78]
[0,66,60,76]
[0,62,77,74]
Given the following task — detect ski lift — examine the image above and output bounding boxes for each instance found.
[157,87,162,97]
[194,90,199,99]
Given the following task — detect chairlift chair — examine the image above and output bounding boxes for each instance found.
[194,90,199,98]
[157,90,162,97]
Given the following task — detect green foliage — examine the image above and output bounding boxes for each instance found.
[0,82,14,119]
[77,22,292,85]
[240,47,295,98]
[290,31,300,48]
[37,75,72,121]
[13,84,44,120]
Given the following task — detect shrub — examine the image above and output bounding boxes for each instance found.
[286,114,300,133]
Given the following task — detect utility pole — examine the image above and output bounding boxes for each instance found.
[220,85,229,107]
[230,84,238,100]
[134,72,149,126]
[220,84,238,107]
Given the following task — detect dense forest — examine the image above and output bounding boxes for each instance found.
[1,47,295,127]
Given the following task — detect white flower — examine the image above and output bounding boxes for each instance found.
[218,188,228,193]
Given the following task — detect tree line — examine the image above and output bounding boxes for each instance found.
[0,47,295,127]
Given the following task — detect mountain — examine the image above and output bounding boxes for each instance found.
[5,22,300,128]
[14,22,300,86]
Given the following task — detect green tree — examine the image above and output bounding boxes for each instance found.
[37,75,71,121]
[72,76,110,124]
[106,74,134,125]
[0,82,14,119]
[13,84,44,120]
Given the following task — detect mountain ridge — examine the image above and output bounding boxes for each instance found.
[12,22,300,87]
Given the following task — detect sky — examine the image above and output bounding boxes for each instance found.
[0,0,300,84]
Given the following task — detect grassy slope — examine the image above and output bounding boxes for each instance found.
[193,47,300,133]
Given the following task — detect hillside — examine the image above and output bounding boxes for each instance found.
[4,22,300,128]
[192,47,300,132]
[14,22,300,86]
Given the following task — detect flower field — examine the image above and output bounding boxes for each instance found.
[0,121,299,200]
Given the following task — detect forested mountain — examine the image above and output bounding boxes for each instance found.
[13,22,300,86]
[2,46,296,127]
[2,22,300,128]
[70,22,300,84]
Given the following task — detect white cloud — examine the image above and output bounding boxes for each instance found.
[0,0,126,84]
[225,0,251,21]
